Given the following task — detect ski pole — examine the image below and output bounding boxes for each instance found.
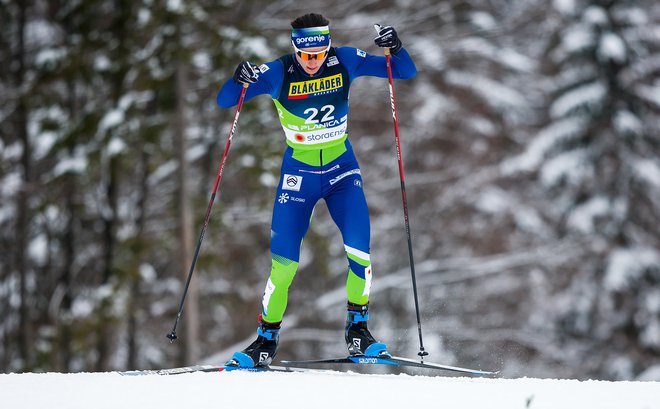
[167,83,249,342]
[374,24,428,360]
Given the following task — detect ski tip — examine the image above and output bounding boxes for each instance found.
[459,368,500,377]
[468,370,499,377]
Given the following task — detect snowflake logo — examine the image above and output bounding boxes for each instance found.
[278,193,289,204]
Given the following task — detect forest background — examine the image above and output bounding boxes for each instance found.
[1,0,659,380]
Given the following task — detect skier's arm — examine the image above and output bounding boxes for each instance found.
[336,26,416,82]
[389,48,417,79]
[336,46,417,82]
[216,60,283,108]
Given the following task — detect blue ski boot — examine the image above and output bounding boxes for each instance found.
[226,317,280,368]
[345,302,390,357]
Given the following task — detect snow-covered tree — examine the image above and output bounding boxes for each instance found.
[2,0,658,379]
[505,0,660,379]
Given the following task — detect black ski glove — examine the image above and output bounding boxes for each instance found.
[233,61,260,84]
[374,25,403,54]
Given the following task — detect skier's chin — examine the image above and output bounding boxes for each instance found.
[304,65,320,75]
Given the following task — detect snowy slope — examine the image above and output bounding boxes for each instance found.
[1,370,659,409]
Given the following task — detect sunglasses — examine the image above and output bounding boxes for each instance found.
[292,41,331,61]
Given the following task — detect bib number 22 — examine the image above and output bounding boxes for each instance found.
[304,105,335,124]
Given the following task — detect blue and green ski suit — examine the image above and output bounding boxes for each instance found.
[217,46,416,323]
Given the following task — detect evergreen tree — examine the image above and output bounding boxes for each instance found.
[506,0,660,379]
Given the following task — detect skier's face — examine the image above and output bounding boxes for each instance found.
[294,45,329,76]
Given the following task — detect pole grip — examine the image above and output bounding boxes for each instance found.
[374,24,391,56]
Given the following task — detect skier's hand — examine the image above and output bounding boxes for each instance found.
[374,25,402,54]
[233,61,260,84]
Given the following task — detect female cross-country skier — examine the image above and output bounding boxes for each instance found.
[217,12,416,368]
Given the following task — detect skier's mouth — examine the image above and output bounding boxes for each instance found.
[304,64,320,74]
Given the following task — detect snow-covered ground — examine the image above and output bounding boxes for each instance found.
[1,370,659,409]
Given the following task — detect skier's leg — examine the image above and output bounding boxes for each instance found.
[261,169,318,324]
[326,164,389,357]
[325,172,372,306]
[227,164,318,368]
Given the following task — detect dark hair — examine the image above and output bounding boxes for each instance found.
[290,13,329,29]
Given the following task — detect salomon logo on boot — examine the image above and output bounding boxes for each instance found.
[352,338,361,350]
[259,352,270,364]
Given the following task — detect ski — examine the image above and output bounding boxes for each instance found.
[119,364,325,376]
[119,356,498,377]
[119,364,223,376]
[220,365,316,374]
[280,355,499,376]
